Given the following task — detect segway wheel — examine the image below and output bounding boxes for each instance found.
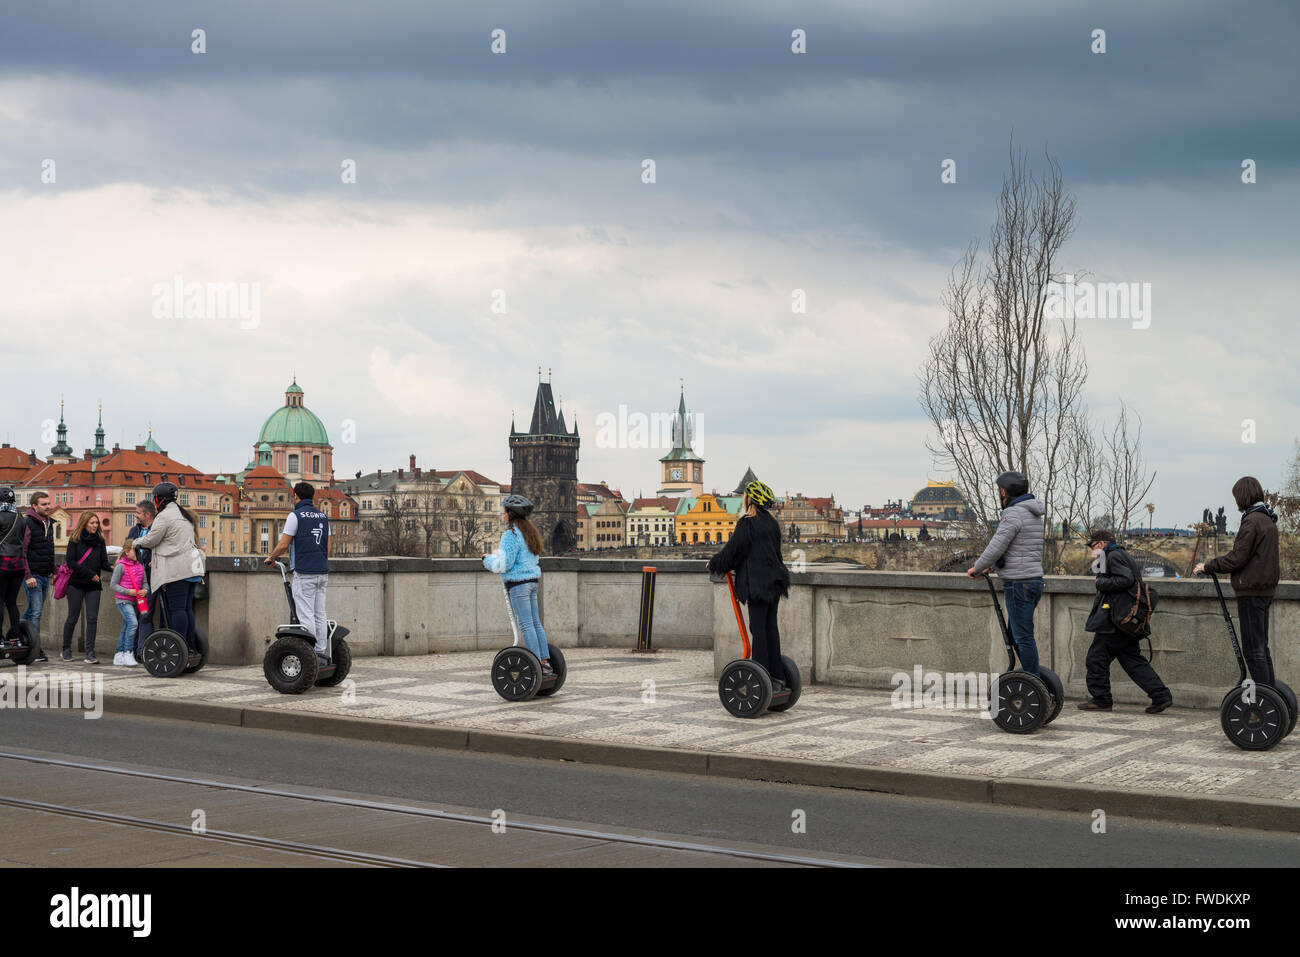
[719,659,773,718]
[766,655,802,712]
[1221,685,1289,751]
[493,647,542,701]
[14,622,41,666]
[1038,666,1065,725]
[1272,679,1298,738]
[141,630,189,678]
[535,643,566,697]
[263,637,320,694]
[183,627,210,674]
[315,637,352,687]
[992,670,1050,734]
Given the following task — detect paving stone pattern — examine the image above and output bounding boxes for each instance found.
[17,650,1300,803]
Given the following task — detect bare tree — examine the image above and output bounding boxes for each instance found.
[1100,401,1156,539]
[920,139,1086,571]
[1266,440,1300,579]
[361,495,419,556]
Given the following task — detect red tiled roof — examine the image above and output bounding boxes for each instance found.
[628,497,678,511]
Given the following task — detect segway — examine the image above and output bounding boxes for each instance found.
[715,570,801,718]
[263,560,352,694]
[491,585,566,701]
[1203,570,1295,751]
[0,621,42,666]
[140,595,209,678]
[983,573,1063,733]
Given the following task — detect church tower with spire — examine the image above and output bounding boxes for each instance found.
[48,398,76,464]
[509,368,579,554]
[657,382,704,497]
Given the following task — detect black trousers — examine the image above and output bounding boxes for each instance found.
[1085,631,1170,706]
[0,570,22,637]
[747,597,785,684]
[63,586,100,654]
[1236,597,1275,688]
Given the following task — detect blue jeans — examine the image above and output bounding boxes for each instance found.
[114,600,139,654]
[161,580,197,650]
[22,574,49,628]
[506,580,549,661]
[1003,577,1043,674]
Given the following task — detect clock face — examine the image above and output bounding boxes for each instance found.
[671,468,682,481]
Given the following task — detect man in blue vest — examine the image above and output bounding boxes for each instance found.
[265,482,330,664]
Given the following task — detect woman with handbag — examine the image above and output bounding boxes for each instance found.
[131,482,205,652]
[60,512,109,662]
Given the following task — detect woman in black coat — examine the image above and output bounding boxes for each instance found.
[707,481,791,688]
[62,512,110,663]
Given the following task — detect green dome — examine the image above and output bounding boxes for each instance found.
[258,406,329,446]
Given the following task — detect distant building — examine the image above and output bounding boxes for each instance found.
[675,492,742,545]
[252,378,335,485]
[577,497,628,550]
[910,481,972,520]
[657,385,704,498]
[626,497,677,546]
[509,373,579,553]
[775,494,845,541]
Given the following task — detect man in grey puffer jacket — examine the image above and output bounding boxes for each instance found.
[966,471,1046,675]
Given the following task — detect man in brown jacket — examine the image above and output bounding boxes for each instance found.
[1195,476,1280,686]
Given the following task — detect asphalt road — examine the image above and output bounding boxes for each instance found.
[6,709,1297,866]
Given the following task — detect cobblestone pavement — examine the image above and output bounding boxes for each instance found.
[11,649,1300,803]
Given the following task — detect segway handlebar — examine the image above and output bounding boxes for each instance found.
[271,559,290,583]
[982,572,1019,672]
[1198,569,1248,683]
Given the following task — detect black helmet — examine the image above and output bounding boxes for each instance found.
[995,471,1029,498]
[152,482,178,509]
[0,487,14,505]
[502,494,534,517]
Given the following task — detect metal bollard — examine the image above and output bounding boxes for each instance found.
[635,566,657,652]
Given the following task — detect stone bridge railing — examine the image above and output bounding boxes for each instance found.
[39,557,1298,709]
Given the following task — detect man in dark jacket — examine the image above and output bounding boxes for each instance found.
[19,491,55,662]
[707,481,792,690]
[1195,476,1279,687]
[1080,530,1171,713]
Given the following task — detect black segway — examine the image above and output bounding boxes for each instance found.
[1203,571,1295,751]
[263,560,352,694]
[983,573,1063,733]
[715,570,801,718]
[491,585,565,701]
[140,594,209,678]
[0,621,42,666]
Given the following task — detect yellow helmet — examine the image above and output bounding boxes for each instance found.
[744,480,775,508]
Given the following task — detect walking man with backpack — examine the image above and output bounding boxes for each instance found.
[1079,529,1172,713]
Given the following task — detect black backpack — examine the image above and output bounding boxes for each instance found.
[1113,568,1158,641]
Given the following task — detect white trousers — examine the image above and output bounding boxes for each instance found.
[291,572,329,654]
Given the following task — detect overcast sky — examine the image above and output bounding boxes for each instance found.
[2,0,1297,525]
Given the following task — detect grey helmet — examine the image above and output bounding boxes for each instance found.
[995,471,1029,498]
[502,494,534,517]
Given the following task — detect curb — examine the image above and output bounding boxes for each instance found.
[100,693,1300,834]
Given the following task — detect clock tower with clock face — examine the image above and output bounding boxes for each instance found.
[657,384,704,498]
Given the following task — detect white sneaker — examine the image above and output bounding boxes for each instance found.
[113,652,124,666]
[123,653,138,667]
